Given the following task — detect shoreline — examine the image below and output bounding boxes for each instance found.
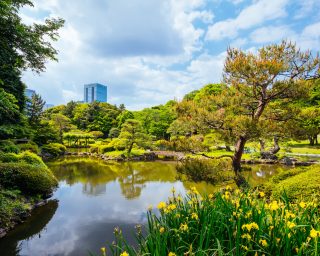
[63,151,320,166]
[0,198,50,239]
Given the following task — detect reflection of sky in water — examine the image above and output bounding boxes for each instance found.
[2,160,194,256]
[0,160,293,256]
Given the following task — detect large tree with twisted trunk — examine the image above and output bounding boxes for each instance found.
[175,41,319,181]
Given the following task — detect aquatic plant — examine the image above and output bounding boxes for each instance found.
[104,186,320,256]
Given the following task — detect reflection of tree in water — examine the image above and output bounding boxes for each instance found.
[118,164,146,199]
[48,158,118,192]
[83,183,107,196]
[0,200,58,256]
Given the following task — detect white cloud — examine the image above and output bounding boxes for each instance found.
[297,22,320,50]
[250,25,296,44]
[206,0,288,41]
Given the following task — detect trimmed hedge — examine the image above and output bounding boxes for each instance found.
[0,151,46,168]
[271,167,320,201]
[18,142,40,154]
[0,163,58,196]
[41,143,66,157]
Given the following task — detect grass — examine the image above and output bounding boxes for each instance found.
[104,149,146,158]
[264,166,320,201]
[100,186,320,256]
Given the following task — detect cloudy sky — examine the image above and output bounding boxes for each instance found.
[21,0,320,110]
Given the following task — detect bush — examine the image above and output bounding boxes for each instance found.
[0,163,58,196]
[0,152,19,163]
[18,142,40,154]
[271,166,320,201]
[0,189,29,228]
[41,143,66,157]
[176,158,233,184]
[100,144,115,153]
[0,140,20,153]
[0,151,46,168]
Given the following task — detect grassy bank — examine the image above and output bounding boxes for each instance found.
[0,151,57,233]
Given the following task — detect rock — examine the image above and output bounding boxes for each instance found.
[0,229,7,238]
[281,157,295,166]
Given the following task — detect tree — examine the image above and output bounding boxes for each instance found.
[119,119,150,153]
[108,127,120,139]
[117,110,134,128]
[26,93,45,128]
[49,114,73,143]
[222,41,319,174]
[0,0,64,112]
[176,41,319,178]
[0,88,20,125]
[297,107,320,145]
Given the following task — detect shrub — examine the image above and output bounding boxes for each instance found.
[41,143,66,157]
[18,151,47,168]
[0,151,46,168]
[0,152,19,163]
[271,166,320,201]
[176,158,233,183]
[100,144,115,153]
[0,189,29,228]
[0,163,58,196]
[0,140,19,153]
[18,142,40,154]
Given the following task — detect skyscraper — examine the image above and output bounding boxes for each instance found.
[84,83,107,103]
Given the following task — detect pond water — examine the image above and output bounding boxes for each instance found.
[0,157,292,256]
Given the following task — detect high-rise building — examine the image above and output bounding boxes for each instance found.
[84,83,107,103]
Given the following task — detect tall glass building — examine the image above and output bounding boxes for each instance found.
[84,83,107,103]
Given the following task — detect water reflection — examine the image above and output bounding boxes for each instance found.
[0,157,292,256]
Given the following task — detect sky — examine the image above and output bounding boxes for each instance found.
[21,0,320,110]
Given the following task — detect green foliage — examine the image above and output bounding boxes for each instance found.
[17,141,40,154]
[0,0,64,112]
[176,158,233,183]
[106,187,320,255]
[26,93,45,128]
[0,162,58,196]
[0,88,21,125]
[267,166,320,201]
[33,120,59,145]
[108,127,120,139]
[41,143,66,157]
[119,119,151,153]
[0,151,46,168]
[89,131,104,139]
[134,104,176,139]
[0,189,29,228]
[0,140,19,153]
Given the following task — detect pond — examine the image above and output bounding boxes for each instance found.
[0,157,293,256]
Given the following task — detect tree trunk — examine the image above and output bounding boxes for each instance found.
[259,139,265,152]
[232,136,247,175]
[309,136,315,146]
[270,136,280,154]
[316,135,318,145]
[128,142,134,154]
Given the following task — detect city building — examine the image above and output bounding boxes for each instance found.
[84,83,107,103]
[25,88,35,100]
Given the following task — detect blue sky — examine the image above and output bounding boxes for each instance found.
[21,0,320,110]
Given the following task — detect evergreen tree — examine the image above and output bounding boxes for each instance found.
[27,93,45,128]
